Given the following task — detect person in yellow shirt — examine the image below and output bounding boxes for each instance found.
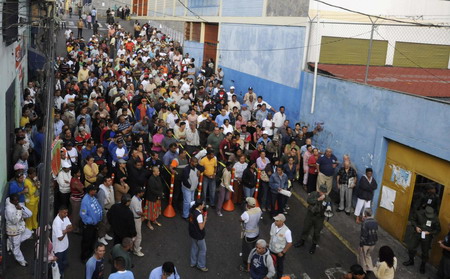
[77,63,90,82]
[20,109,30,127]
[83,156,99,186]
[25,168,40,230]
[199,150,217,207]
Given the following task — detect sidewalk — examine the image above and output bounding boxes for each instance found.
[292,185,437,279]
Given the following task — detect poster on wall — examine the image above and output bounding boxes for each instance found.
[390,164,412,189]
[15,44,22,70]
[380,185,396,212]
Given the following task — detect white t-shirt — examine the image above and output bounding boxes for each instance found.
[262,119,274,136]
[52,215,72,253]
[197,213,204,224]
[275,225,292,243]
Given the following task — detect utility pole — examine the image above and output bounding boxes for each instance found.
[35,0,56,278]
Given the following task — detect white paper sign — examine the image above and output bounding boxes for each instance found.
[380,185,396,212]
[102,2,105,7]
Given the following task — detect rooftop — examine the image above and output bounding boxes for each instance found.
[309,63,450,99]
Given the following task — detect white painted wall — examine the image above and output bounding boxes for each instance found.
[310,0,450,22]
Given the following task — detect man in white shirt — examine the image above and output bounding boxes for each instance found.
[254,96,276,113]
[97,176,115,245]
[272,106,286,135]
[130,188,145,257]
[52,206,73,276]
[262,113,275,137]
[240,197,262,270]
[269,214,293,279]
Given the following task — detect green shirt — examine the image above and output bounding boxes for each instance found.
[111,244,132,272]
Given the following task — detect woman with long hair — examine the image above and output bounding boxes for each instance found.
[373,246,397,279]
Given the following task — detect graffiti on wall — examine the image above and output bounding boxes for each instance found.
[389,164,412,189]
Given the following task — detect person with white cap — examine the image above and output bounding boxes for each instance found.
[240,197,262,271]
[269,213,292,279]
[56,161,72,209]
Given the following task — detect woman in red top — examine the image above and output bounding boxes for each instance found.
[307,148,320,193]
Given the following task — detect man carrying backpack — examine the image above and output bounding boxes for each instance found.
[248,239,275,279]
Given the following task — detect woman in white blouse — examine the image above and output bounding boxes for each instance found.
[221,119,234,135]
[373,246,397,279]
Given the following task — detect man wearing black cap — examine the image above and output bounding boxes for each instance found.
[403,205,441,273]
[295,184,331,254]
[343,264,366,279]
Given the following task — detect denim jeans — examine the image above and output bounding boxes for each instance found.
[190,238,207,268]
[182,186,195,218]
[55,249,68,275]
[202,176,216,206]
[243,187,255,199]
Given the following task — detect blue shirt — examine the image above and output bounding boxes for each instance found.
[86,256,104,279]
[80,194,103,225]
[317,154,338,176]
[163,151,179,166]
[108,270,134,279]
[9,180,25,203]
[149,266,180,279]
[215,114,229,127]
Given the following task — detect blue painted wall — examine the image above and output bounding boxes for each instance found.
[188,0,219,16]
[298,72,450,212]
[183,41,204,73]
[221,0,264,17]
[218,23,306,121]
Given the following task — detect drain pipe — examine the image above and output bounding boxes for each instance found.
[310,15,320,114]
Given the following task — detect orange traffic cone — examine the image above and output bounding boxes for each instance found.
[163,173,176,218]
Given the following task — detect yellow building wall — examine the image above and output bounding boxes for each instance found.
[393,42,450,69]
[319,36,388,66]
[377,141,450,265]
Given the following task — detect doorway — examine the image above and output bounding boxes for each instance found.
[409,174,444,219]
[203,23,218,68]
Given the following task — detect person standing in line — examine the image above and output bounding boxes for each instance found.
[77,17,84,38]
[144,166,164,230]
[248,239,276,279]
[181,157,204,220]
[199,150,217,208]
[108,257,134,279]
[373,246,397,279]
[52,206,73,277]
[108,195,137,245]
[268,214,292,279]
[189,199,208,272]
[357,208,378,273]
[354,168,378,224]
[129,188,145,257]
[91,7,97,23]
[268,166,289,216]
[24,167,40,231]
[437,222,450,279]
[97,176,115,246]
[403,206,441,274]
[80,185,103,262]
[85,242,106,279]
[295,184,330,254]
[111,238,133,273]
[240,197,262,271]
[336,161,357,215]
[149,261,180,279]
[315,148,338,194]
[5,194,32,267]
[70,167,84,233]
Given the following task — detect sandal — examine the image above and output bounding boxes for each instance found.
[146,224,154,230]
[153,221,162,227]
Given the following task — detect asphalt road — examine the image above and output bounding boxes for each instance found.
[6,182,357,279]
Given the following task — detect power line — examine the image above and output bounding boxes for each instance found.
[176,0,208,22]
[313,0,446,27]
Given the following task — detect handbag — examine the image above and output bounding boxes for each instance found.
[51,262,61,279]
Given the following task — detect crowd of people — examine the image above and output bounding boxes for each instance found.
[4,14,450,279]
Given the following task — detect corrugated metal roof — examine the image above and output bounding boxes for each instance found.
[310,63,450,98]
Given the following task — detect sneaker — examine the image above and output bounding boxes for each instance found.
[217,211,223,217]
[133,251,145,257]
[18,260,28,267]
[104,234,113,241]
[190,264,196,268]
[285,205,290,210]
[294,239,305,248]
[309,244,317,254]
[98,237,108,245]
[197,266,208,272]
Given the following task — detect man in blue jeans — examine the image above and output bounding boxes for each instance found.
[181,157,204,219]
[188,200,208,272]
[52,206,72,276]
[199,150,217,207]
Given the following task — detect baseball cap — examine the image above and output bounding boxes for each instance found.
[230,86,235,89]
[319,184,328,193]
[273,213,286,222]
[248,87,253,90]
